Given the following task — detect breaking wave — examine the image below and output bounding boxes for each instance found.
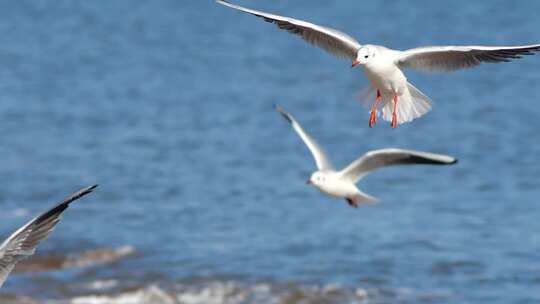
[0,280,452,304]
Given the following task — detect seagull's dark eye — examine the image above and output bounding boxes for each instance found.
[364,55,369,59]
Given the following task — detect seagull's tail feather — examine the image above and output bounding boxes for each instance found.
[352,190,379,206]
[380,82,433,125]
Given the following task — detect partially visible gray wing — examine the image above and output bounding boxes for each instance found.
[217,0,361,60]
[339,149,456,183]
[396,44,540,72]
[0,185,97,288]
[0,262,14,289]
[275,106,334,171]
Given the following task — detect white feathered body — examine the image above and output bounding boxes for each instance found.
[313,172,377,205]
[363,46,407,95]
[315,173,359,199]
[361,46,433,125]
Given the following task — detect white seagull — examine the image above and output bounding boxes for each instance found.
[0,185,97,288]
[218,0,540,128]
[275,106,456,207]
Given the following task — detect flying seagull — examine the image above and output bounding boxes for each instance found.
[218,0,540,128]
[0,185,97,288]
[275,106,456,207]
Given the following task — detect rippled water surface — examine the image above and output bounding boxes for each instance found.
[1,1,540,303]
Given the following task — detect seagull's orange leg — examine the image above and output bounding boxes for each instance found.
[391,95,398,129]
[369,90,382,128]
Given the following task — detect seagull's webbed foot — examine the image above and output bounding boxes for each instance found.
[346,198,359,208]
[391,113,398,129]
[369,111,377,128]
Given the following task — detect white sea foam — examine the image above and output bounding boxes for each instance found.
[4,280,447,304]
[66,285,175,304]
[157,282,369,304]
[36,282,372,304]
[77,279,119,291]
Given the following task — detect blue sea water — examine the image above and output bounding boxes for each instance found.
[0,1,540,303]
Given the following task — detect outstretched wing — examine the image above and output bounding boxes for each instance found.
[340,148,456,183]
[217,0,361,60]
[275,106,334,171]
[0,185,97,288]
[396,44,540,72]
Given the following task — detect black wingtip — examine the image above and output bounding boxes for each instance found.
[34,184,98,225]
[82,183,98,194]
[274,105,293,124]
[407,154,458,166]
[60,184,98,207]
[439,157,458,165]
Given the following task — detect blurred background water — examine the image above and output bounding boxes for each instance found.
[0,0,540,303]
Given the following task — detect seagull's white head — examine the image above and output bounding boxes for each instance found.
[306,171,328,187]
[352,46,375,67]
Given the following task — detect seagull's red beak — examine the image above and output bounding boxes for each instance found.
[351,60,360,68]
[306,179,313,185]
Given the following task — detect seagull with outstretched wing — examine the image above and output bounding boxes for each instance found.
[276,106,456,207]
[0,185,97,288]
[218,0,540,128]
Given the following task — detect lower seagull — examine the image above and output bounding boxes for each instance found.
[275,106,457,208]
[0,185,97,288]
